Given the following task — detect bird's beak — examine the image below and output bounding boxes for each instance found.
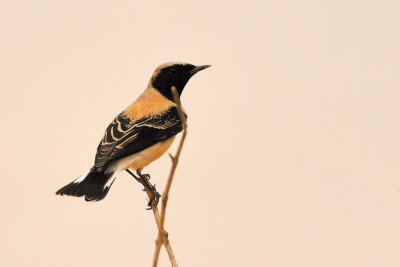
[190,64,212,75]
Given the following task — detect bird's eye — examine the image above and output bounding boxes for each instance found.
[170,68,178,75]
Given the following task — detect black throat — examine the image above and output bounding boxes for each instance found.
[151,64,195,102]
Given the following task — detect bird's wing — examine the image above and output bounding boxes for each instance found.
[94,106,183,170]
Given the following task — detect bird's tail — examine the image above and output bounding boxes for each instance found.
[56,168,117,201]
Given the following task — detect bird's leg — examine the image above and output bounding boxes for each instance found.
[126,169,148,188]
[125,169,160,209]
[136,169,161,209]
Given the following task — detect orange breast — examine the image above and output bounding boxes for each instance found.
[116,136,176,171]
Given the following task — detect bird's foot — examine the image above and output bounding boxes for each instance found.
[135,170,159,210]
[126,169,160,210]
[146,184,161,210]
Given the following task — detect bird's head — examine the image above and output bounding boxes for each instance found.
[150,62,211,101]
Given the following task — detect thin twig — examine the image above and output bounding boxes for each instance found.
[142,180,178,267]
[152,86,187,267]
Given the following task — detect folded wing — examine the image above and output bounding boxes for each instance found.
[94,107,183,171]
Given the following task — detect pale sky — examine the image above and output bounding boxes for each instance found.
[1,1,400,266]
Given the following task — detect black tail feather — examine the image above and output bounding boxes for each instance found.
[56,169,116,201]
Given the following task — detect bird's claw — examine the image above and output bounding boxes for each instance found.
[127,169,158,210]
[146,184,161,210]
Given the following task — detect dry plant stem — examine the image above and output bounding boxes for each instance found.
[142,178,178,267]
[152,87,187,267]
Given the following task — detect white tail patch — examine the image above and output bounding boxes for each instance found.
[103,172,119,190]
[73,170,90,183]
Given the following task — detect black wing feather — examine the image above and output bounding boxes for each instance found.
[94,107,183,171]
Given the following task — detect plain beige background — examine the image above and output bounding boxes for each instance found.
[1,1,399,266]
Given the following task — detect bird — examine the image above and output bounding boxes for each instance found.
[56,62,211,205]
